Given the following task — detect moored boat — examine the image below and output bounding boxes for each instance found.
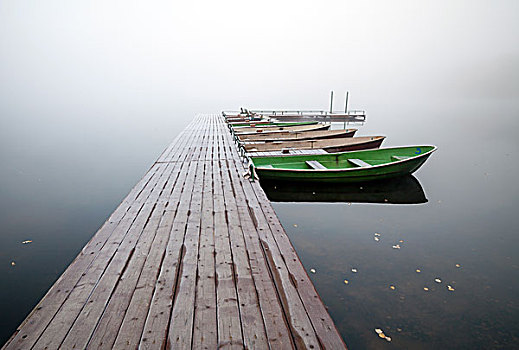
[229,121,318,128]
[233,123,329,135]
[244,136,386,153]
[238,129,357,142]
[250,145,437,183]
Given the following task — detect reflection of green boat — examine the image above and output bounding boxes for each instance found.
[261,175,427,204]
[250,146,437,183]
[229,121,318,128]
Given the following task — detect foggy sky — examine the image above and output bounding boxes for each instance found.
[1,0,518,162]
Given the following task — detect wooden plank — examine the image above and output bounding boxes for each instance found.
[33,160,177,349]
[246,169,347,348]
[167,131,207,347]
[84,157,188,349]
[216,118,295,349]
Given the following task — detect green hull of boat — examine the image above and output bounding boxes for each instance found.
[251,146,436,183]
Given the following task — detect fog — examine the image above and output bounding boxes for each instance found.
[1,1,519,345]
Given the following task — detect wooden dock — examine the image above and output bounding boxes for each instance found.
[3,115,346,349]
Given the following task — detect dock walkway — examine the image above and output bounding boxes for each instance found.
[3,114,345,349]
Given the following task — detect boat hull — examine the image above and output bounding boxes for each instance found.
[239,129,356,142]
[233,124,329,135]
[252,146,436,183]
[244,136,385,153]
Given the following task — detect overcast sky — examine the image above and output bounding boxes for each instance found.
[1,0,518,155]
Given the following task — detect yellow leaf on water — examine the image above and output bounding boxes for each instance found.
[378,333,386,338]
[455,264,461,268]
[344,280,349,284]
[389,285,396,290]
[310,268,316,274]
[375,328,383,334]
[423,287,429,291]
[416,269,421,273]
[11,261,16,266]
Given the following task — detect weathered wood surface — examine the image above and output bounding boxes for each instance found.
[3,114,346,350]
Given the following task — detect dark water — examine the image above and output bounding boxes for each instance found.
[266,103,519,349]
[0,100,518,348]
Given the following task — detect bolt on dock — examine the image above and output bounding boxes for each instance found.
[3,114,346,350]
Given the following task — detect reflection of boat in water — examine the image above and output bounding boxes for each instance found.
[261,175,428,204]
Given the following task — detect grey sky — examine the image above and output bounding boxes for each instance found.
[1,0,517,117]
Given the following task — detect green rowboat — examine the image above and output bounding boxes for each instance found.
[250,145,437,183]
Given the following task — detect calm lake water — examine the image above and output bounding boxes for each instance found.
[1,99,518,348]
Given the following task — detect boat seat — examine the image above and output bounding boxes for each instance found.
[391,156,410,161]
[305,160,327,169]
[348,158,372,167]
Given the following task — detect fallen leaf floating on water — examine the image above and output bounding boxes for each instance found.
[378,332,386,339]
[389,285,396,290]
[455,264,461,268]
[310,268,316,274]
[344,280,349,284]
[351,268,358,273]
[375,329,383,334]
[11,261,16,266]
[374,237,380,242]
[435,278,442,283]
[385,336,392,342]
[374,233,381,237]
[423,287,429,291]
[416,269,421,273]
[392,244,401,249]
[447,285,455,291]
[293,224,298,228]
[399,240,404,243]
[22,240,33,244]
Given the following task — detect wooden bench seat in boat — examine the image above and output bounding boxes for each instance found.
[305,160,327,169]
[348,158,372,167]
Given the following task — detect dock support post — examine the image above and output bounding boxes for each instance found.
[329,90,334,114]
